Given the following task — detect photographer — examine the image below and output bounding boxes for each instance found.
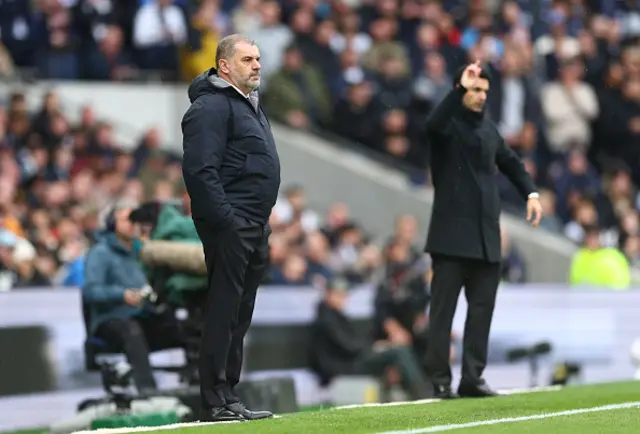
[82,201,185,393]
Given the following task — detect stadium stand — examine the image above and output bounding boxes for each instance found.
[0,0,640,289]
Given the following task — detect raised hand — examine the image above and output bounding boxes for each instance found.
[460,60,482,89]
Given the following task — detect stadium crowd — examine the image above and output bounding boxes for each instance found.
[1,0,639,289]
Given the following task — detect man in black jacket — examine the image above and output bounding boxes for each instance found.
[181,34,280,422]
[423,61,543,399]
[309,277,429,401]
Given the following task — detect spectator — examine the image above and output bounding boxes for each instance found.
[0,0,36,68]
[487,46,541,151]
[84,25,136,81]
[540,57,599,156]
[373,239,434,379]
[538,188,564,233]
[33,1,80,79]
[133,0,187,73]
[180,0,225,82]
[273,253,310,286]
[0,229,17,291]
[362,18,409,75]
[309,277,429,400]
[262,44,332,130]
[271,185,320,234]
[329,10,372,58]
[569,225,631,290]
[246,1,293,84]
[333,81,382,148]
[412,52,452,113]
[231,0,261,35]
[564,198,599,244]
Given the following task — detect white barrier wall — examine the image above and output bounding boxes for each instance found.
[0,284,639,430]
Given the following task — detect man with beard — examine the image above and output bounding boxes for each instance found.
[181,34,281,422]
[423,61,543,399]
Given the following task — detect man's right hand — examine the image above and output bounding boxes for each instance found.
[123,289,143,307]
[391,328,413,346]
[460,60,482,89]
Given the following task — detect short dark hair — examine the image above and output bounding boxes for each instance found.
[215,34,256,69]
[452,64,492,87]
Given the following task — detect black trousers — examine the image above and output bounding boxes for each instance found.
[194,215,269,408]
[425,254,500,386]
[95,312,185,392]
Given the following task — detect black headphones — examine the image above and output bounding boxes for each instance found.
[105,208,117,232]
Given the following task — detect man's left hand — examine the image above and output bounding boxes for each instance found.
[526,197,543,227]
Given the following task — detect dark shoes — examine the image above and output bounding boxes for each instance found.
[200,402,274,422]
[430,383,460,399]
[458,381,500,398]
[428,380,499,399]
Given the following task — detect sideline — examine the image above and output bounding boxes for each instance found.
[332,385,563,410]
[376,401,640,433]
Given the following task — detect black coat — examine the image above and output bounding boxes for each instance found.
[308,301,365,385]
[181,68,281,230]
[424,86,537,263]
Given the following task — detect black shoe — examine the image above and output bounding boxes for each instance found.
[199,406,246,422]
[226,402,274,420]
[458,381,500,398]
[430,384,460,399]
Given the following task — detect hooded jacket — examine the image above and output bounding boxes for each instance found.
[82,232,148,333]
[181,68,281,229]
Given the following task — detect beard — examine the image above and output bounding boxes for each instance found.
[231,70,261,92]
[245,75,261,91]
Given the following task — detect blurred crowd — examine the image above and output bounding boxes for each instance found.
[0,90,187,289]
[2,0,640,288]
[265,185,527,288]
[0,85,527,289]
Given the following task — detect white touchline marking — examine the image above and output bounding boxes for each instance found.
[72,415,282,434]
[332,385,563,411]
[376,401,640,434]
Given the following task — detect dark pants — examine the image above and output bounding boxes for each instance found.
[194,215,269,408]
[425,254,500,386]
[95,312,185,392]
[357,346,429,400]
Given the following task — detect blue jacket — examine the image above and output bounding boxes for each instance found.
[82,233,148,333]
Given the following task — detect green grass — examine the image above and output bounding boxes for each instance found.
[155,381,640,434]
[451,409,637,434]
[4,381,639,434]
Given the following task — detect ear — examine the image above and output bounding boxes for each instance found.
[218,58,229,74]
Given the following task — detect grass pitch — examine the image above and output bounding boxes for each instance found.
[86,381,640,434]
[7,381,640,434]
